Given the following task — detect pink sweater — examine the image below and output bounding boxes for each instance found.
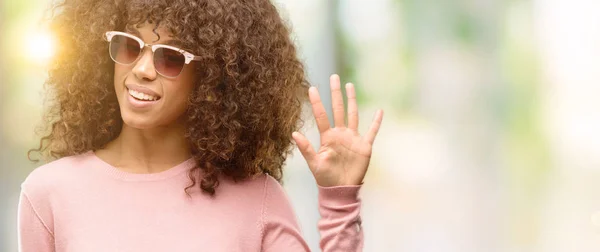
[17,150,363,251]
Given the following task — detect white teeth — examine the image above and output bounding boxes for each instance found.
[128,88,158,101]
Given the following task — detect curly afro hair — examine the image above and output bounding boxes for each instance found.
[29,0,310,196]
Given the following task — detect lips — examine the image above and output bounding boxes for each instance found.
[125,89,160,109]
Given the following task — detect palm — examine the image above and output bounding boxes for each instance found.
[313,128,372,186]
[292,74,383,187]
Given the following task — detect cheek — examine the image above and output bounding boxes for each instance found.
[113,64,129,86]
[115,62,132,75]
[156,85,192,125]
[161,71,196,118]
[165,80,195,110]
[172,66,196,101]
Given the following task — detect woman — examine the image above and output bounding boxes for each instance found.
[18,0,384,251]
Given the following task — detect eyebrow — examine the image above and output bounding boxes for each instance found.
[124,27,183,47]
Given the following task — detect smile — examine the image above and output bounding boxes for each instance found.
[127,88,160,101]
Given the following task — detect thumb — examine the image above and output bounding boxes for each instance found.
[292,131,317,174]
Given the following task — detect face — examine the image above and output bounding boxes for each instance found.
[112,23,196,129]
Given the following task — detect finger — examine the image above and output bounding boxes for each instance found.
[346,83,358,131]
[330,74,345,128]
[309,86,331,133]
[292,131,317,174]
[364,109,384,144]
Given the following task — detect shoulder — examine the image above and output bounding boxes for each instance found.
[262,174,289,202]
[239,174,296,220]
[215,173,290,207]
[221,173,285,195]
[217,173,270,198]
[21,151,94,198]
[221,173,296,219]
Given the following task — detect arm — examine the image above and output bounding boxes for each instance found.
[260,176,363,252]
[290,74,383,251]
[317,185,363,251]
[17,190,55,252]
[260,176,311,252]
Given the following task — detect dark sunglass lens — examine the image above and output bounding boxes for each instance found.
[109,35,140,64]
[154,47,186,77]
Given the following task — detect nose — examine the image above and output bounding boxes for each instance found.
[132,47,157,81]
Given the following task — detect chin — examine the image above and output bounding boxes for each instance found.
[120,112,159,130]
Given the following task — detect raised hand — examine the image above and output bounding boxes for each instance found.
[292,74,384,187]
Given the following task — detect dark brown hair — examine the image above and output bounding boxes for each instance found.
[30,0,310,196]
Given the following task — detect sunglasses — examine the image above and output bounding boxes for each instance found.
[104,31,201,78]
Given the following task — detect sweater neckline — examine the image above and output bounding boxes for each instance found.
[86,150,196,182]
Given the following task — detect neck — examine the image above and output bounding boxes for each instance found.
[99,121,192,173]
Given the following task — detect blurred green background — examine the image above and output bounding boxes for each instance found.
[3,0,600,251]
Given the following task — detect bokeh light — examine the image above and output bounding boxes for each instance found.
[25,30,55,65]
